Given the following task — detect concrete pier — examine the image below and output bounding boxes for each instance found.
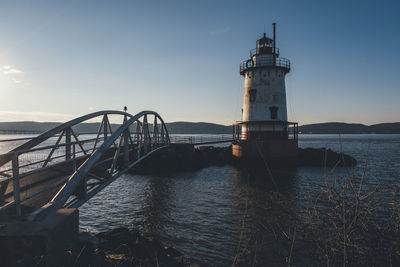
[0,208,79,266]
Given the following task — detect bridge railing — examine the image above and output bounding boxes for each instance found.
[169,135,233,145]
[29,110,170,221]
[0,136,103,175]
[0,112,127,217]
[0,110,170,218]
[0,136,120,217]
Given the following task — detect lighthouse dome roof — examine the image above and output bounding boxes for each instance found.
[257,33,273,47]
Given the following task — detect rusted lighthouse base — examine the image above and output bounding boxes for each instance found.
[232,121,299,169]
[232,139,298,169]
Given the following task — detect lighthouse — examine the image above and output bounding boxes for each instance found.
[232,23,298,164]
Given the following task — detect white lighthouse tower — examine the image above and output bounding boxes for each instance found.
[232,23,298,164]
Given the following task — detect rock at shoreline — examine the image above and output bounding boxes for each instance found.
[6,227,206,267]
[191,146,233,168]
[74,227,189,267]
[133,145,357,173]
[192,146,357,168]
[297,147,357,167]
[133,145,233,173]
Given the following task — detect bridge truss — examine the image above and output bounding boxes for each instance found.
[0,110,170,221]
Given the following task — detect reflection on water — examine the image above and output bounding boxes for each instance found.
[229,168,300,265]
[139,174,175,234]
[79,166,302,265]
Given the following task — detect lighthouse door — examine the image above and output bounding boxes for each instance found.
[269,106,278,120]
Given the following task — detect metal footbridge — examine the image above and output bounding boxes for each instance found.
[0,110,175,222]
[0,110,233,222]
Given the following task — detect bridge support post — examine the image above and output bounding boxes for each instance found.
[0,181,8,204]
[0,208,79,266]
[142,115,149,154]
[11,153,21,217]
[65,128,72,160]
[123,115,130,166]
[103,114,109,141]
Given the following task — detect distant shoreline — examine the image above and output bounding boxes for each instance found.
[0,121,399,135]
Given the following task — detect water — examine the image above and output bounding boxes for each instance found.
[1,134,400,265]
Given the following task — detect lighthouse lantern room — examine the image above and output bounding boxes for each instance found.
[232,23,298,163]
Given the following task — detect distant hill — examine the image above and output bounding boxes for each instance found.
[0,121,232,134]
[0,121,399,135]
[298,122,400,134]
[0,121,61,133]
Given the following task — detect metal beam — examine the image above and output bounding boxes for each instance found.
[28,110,169,221]
[12,153,21,217]
[0,110,133,168]
[42,130,65,168]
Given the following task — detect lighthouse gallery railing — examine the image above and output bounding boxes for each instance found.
[240,57,290,74]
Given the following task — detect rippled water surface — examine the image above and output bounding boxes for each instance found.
[1,134,400,265]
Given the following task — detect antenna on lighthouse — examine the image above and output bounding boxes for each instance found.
[273,22,276,56]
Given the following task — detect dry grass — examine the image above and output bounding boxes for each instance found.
[296,142,400,266]
[232,148,400,266]
[299,176,400,266]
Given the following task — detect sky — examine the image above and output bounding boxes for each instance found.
[0,0,399,125]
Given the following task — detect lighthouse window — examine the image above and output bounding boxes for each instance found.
[249,89,257,102]
[269,106,278,120]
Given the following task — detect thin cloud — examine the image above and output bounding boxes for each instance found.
[12,78,21,84]
[1,65,26,85]
[209,26,231,36]
[1,65,24,75]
